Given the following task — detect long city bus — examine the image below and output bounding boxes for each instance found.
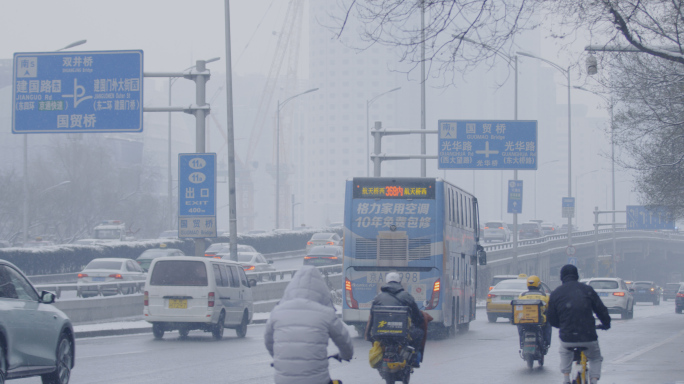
[342,177,486,336]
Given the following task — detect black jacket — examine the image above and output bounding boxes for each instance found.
[547,267,611,342]
[370,281,426,329]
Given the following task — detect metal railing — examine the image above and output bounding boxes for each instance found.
[36,264,343,299]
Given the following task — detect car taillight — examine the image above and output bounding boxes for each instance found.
[204,253,215,257]
[243,265,255,271]
[345,278,358,309]
[613,292,625,296]
[77,273,88,278]
[489,286,494,291]
[498,227,504,230]
[307,241,313,245]
[650,287,655,292]
[304,256,313,259]
[487,293,496,299]
[144,291,148,306]
[323,256,338,260]
[327,241,334,245]
[208,292,215,307]
[426,279,440,310]
[677,292,684,298]
[484,226,490,229]
[109,274,123,279]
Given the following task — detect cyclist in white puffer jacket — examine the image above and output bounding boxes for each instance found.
[264,266,353,384]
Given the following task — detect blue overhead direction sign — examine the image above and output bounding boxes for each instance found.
[507,180,523,214]
[12,50,143,134]
[626,205,675,230]
[438,120,538,170]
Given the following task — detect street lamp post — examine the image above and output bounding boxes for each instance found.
[574,85,617,270]
[517,52,573,246]
[167,58,220,231]
[455,36,520,270]
[23,40,87,246]
[366,87,401,176]
[276,88,319,229]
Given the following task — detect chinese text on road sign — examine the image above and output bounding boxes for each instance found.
[562,197,575,219]
[12,50,143,134]
[179,153,216,238]
[438,120,537,170]
[507,180,523,214]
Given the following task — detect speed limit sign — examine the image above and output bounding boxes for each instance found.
[566,246,576,256]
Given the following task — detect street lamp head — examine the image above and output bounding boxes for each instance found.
[205,57,221,64]
[57,40,87,51]
[586,54,598,75]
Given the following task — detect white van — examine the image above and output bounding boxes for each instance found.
[144,256,254,340]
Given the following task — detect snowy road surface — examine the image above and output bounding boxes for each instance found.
[12,301,684,383]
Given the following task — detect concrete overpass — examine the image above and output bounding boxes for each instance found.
[480,229,684,292]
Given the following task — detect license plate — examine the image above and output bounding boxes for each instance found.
[501,296,514,301]
[168,299,187,309]
[599,292,608,297]
[368,272,420,284]
[638,290,646,293]
[92,277,105,282]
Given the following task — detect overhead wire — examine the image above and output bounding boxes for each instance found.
[235,0,277,65]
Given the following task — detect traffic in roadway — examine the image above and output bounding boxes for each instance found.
[11,300,683,383]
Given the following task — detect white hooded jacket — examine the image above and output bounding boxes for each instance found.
[264,266,353,384]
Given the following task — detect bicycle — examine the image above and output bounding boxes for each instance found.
[567,324,607,384]
[270,354,346,384]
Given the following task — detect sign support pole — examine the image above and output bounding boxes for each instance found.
[145,62,213,256]
[193,60,208,257]
[513,55,519,274]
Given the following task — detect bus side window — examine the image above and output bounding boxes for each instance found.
[448,189,452,223]
[467,197,471,229]
[457,255,460,277]
[449,190,456,225]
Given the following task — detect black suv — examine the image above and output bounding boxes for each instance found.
[632,281,660,305]
[663,283,683,301]
[519,222,543,239]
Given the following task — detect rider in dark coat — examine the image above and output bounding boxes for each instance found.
[547,264,611,342]
[547,264,611,384]
[365,273,426,365]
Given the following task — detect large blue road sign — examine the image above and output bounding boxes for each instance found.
[179,153,217,238]
[438,120,537,170]
[12,50,143,134]
[626,205,675,230]
[507,180,523,214]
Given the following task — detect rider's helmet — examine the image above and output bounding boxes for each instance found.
[386,272,402,284]
[526,275,541,288]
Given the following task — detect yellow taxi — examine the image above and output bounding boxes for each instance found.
[486,274,551,323]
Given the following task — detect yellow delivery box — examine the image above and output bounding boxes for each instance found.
[511,299,544,324]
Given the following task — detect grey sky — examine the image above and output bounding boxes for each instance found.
[0,0,296,76]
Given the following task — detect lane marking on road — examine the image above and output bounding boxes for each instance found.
[609,329,684,364]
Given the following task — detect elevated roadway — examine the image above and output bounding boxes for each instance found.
[481,229,684,290]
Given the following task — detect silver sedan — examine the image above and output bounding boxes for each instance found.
[0,260,75,384]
